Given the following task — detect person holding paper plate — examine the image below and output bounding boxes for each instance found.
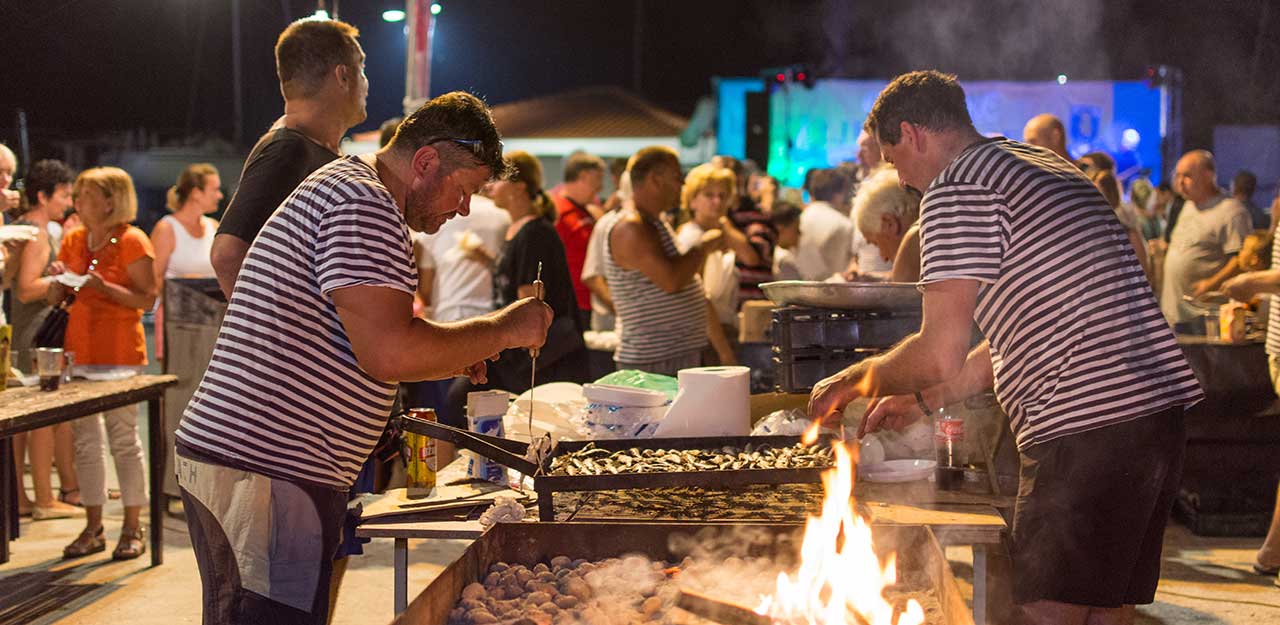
[5,159,83,519]
[47,167,157,560]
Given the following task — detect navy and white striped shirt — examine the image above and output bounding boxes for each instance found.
[604,213,708,364]
[176,156,416,488]
[920,138,1202,450]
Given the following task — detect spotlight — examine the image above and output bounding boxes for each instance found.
[382,9,406,22]
[430,3,442,15]
[1056,74,1068,85]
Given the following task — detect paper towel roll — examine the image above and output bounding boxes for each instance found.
[654,366,751,437]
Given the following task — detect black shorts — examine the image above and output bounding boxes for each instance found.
[1011,406,1185,607]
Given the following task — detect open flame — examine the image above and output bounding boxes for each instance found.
[756,443,925,625]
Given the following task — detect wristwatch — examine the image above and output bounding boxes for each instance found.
[914,391,933,416]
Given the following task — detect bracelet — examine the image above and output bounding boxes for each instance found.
[914,391,933,416]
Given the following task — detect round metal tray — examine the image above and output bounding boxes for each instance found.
[760,280,922,310]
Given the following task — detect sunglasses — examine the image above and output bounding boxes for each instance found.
[428,137,500,161]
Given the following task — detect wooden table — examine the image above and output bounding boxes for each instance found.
[0,374,178,566]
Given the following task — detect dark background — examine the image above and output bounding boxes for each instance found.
[1,0,1277,170]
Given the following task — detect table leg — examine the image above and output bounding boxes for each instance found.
[537,488,553,521]
[395,537,408,615]
[148,397,165,567]
[1,435,12,564]
[973,544,989,625]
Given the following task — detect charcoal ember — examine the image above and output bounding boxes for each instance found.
[533,563,551,574]
[515,568,536,585]
[526,591,552,606]
[504,583,525,600]
[468,609,498,624]
[561,577,592,600]
[571,559,588,568]
[484,572,502,587]
[461,598,486,612]
[580,606,609,625]
[462,582,487,601]
[512,619,537,625]
[537,602,559,615]
[490,562,511,574]
[535,570,557,582]
[528,581,558,595]
[550,556,572,569]
[553,595,579,609]
[555,569,573,579]
[450,607,468,624]
[640,596,663,617]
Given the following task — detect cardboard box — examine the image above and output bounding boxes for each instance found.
[738,300,776,344]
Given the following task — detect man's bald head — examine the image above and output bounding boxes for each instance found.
[1022,114,1069,160]
[1173,150,1219,204]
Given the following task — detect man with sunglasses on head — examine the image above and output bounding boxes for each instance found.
[211,18,369,300]
[174,91,552,625]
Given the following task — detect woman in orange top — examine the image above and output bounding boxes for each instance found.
[50,167,157,560]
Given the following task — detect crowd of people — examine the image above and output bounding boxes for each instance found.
[3,14,1280,625]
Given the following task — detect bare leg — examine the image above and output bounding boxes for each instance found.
[53,422,80,503]
[1021,600,1088,625]
[1257,482,1280,569]
[13,433,32,510]
[122,504,142,532]
[28,426,58,506]
[328,557,349,625]
[1086,605,1135,625]
[85,505,103,532]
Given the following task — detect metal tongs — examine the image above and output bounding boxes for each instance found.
[397,413,541,476]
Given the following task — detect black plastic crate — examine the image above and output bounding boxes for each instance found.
[1173,487,1274,537]
[771,306,921,352]
[773,346,877,393]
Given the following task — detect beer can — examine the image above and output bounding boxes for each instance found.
[405,408,438,498]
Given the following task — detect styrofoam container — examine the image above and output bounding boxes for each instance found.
[580,384,670,438]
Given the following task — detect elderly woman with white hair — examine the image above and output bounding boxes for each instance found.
[852,168,923,282]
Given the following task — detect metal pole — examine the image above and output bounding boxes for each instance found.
[231,0,244,146]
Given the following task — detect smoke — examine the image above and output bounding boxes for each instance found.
[816,0,1111,80]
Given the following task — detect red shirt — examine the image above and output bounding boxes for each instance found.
[553,194,595,310]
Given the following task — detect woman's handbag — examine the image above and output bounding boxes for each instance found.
[34,293,75,348]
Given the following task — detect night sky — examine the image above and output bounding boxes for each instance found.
[2,0,1278,167]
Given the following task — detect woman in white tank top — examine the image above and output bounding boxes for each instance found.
[151,163,223,359]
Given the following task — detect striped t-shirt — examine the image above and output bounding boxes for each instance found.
[920,138,1202,450]
[176,156,417,489]
[604,212,708,364]
[1268,236,1280,356]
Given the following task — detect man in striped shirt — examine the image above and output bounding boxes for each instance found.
[175,92,552,624]
[809,71,1202,624]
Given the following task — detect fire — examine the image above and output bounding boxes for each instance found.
[756,443,925,625]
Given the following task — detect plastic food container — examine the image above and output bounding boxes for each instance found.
[580,384,671,439]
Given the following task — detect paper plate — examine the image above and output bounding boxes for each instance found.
[860,459,937,483]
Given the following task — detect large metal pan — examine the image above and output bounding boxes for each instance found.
[761,280,923,310]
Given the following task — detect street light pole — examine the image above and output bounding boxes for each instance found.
[404,0,437,114]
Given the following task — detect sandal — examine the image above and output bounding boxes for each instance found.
[112,526,147,561]
[59,488,82,507]
[63,526,106,559]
